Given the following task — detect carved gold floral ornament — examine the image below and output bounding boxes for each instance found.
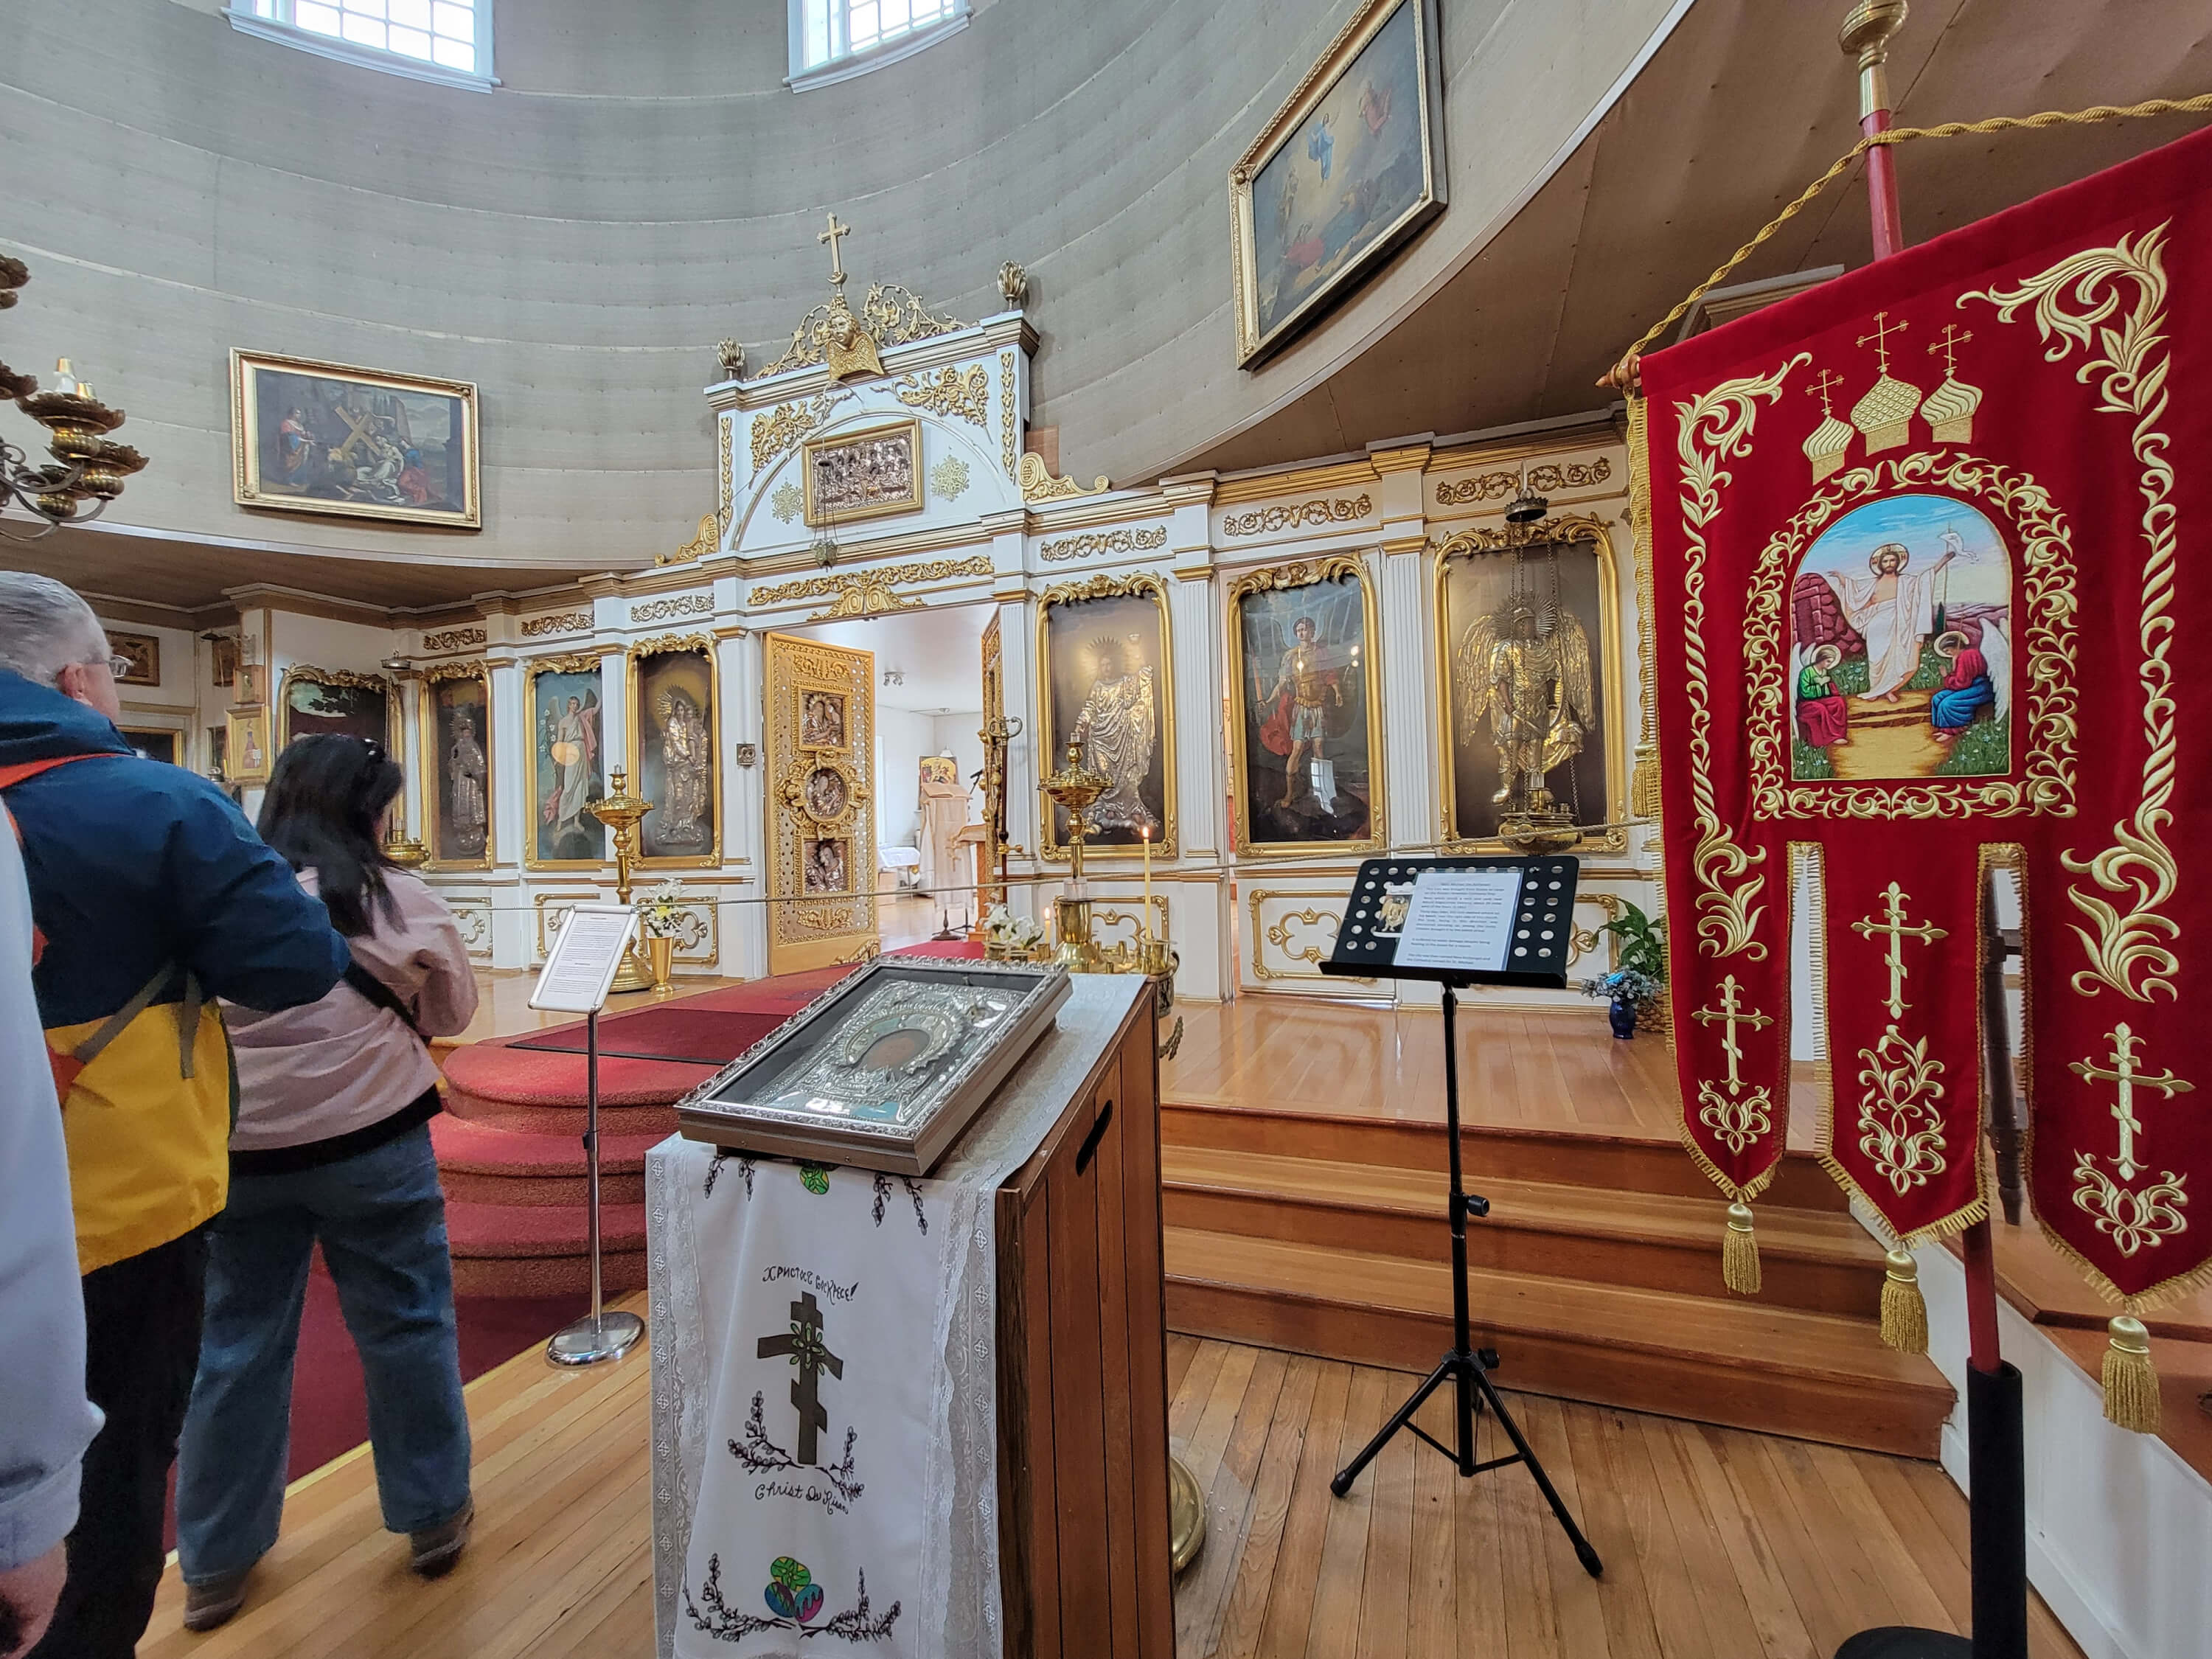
[1019,451,1108,504]
[1221,495,1371,536]
[1434,459,1611,506]
[1040,526,1166,563]
[895,365,990,426]
[751,391,852,473]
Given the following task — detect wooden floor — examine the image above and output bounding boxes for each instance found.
[1164,998,1832,1147]
[141,1308,2082,1659]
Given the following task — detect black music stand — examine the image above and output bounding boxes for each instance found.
[1319,855,1601,1578]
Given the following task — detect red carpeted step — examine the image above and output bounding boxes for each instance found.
[431,1114,667,1206]
[444,1197,650,1298]
[442,1096,686,1139]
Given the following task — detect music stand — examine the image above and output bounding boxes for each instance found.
[1318,855,1602,1578]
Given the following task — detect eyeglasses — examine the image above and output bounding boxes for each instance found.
[101,655,131,678]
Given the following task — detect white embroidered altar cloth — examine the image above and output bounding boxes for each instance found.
[648,975,1145,1659]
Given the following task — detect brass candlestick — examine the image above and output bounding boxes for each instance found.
[588,767,656,993]
[1040,741,1111,971]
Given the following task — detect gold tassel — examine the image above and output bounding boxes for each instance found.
[2102,1315,2160,1433]
[1722,1200,1761,1295]
[1879,1248,1928,1354]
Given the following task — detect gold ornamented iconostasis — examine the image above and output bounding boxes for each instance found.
[191,254,1652,1008]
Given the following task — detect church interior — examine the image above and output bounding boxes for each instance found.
[4,1,2210,1656]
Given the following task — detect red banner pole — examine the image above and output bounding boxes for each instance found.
[1840,1,2004,1377]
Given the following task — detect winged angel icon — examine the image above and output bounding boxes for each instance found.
[1455,599,1594,807]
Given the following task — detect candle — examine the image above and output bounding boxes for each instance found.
[1141,824,1153,939]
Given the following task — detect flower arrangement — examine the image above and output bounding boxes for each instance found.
[983,904,1047,960]
[640,878,694,940]
[1577,966,1661,1004]
[1576,900,1668,1037]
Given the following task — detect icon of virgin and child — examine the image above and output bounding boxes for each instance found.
[1788,493,2011,782]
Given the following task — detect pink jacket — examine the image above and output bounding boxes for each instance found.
[220,868,479,1152]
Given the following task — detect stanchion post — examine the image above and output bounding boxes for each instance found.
[548,1004,644,1366]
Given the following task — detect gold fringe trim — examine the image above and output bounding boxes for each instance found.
[1880,1249,1929,1354]
[2102,1315,2160,1433]
[1722,1200,1762,1295]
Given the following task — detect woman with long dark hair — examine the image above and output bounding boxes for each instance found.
[174,734,479,1630]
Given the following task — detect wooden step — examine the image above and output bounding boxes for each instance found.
[1160,1145,1886,1318]
[1163,1226,1952,1458]
[1161,1099,1848,1211]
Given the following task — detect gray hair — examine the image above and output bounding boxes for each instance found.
[0,573,108,686]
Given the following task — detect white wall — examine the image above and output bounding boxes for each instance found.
[874,706,936,855]
[931,714,986,811]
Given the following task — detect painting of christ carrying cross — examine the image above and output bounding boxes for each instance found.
[232,349,481,528]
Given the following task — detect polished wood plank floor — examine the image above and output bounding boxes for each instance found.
[141,1310,2081,1658]
[1164,998,1839,1148]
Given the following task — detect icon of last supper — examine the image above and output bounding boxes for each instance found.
[1788,492,2011,782]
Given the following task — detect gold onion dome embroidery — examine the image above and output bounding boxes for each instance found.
[1804,411,1856,484]
[1850,372,1924,453]
[1922,375,1982,444]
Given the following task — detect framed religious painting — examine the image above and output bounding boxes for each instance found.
[420,662,493,869]
[1229,0,1446,366]
[1036,571,1178,860]
[225,707,271,785]
[627,634,719,866]
[801,417,922,526]
[1227,555,1384,855]
[108,631,160,686]
[120,728,178,764]
[276,667,394,751]
[798,686,850,752]
[525,655,608,869]
[1433,516,1627,852]
[230,349,481,529]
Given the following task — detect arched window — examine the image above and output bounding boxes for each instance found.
[228,1,495,88]
[789,0,969,91]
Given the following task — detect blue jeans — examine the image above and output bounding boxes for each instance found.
[175,1124,471,1582]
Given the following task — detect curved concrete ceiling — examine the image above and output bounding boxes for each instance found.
[1191,0,2212,473]
[1,0,1683,579]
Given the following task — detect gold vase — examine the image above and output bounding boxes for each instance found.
[647,934,677,997]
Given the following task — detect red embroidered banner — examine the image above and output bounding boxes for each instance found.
[1641,124,2211,1327]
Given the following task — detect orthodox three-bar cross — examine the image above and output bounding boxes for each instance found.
[1857,310,1908,373]
[819,212,852,291]
[1851,882,1947,1019]
[1691,973,1773,1093]
[758,1290,844,1464]
[2070,1022,2193,1180]
[1927,322,1972,376]
[1807,367,1846,415]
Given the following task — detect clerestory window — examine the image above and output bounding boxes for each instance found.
[227,1,495,89]
[789,0,969,92]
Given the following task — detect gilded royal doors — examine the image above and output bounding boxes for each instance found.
[627,635,719,866]
[765,633,877,974]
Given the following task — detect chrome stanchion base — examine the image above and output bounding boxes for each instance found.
[546,1308,644,1368]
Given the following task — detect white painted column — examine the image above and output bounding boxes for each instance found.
[1377,537,1438,853]
[721,627,770,979]
[486,653,529,970]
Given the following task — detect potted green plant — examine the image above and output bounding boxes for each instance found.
[1577,900,1668,1038]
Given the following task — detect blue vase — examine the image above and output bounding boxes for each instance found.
[1607,996,1637,1040]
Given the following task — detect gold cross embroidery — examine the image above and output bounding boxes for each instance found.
[1691,974,1773,1093]
[1850,883,1947,1020]
[1807,368,1846,415]
[1857,310,1909,374]
[818,212,852,289]
[1927,322,1972,376]
[2070,1023,2193,1180]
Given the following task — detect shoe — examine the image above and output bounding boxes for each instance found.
[182,1567,253,1632]
[408,1500,474,1578]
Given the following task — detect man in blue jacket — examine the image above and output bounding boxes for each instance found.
[0,574,349,1659]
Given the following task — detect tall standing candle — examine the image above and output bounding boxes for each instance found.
[1141,824,1153,939]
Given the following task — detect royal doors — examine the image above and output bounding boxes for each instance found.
[764,633,877,975]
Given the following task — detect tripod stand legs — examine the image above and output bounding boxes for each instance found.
[1329,1345,1604,1579]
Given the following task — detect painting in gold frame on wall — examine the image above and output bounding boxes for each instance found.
[1228,557,1383,855]
[276,667,394,751]
[109,632,160,686]
[226,708,271,785]
[1229,0,1446,366]
[525,655,608,869]
[421,664,492,869]
[628,636,719,866]
[801,418,922,526]
[1036,572,1177,860]
[231,349,481,529]
[1433,517,1627,852]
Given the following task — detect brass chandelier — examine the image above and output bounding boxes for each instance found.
[0,255,147,535]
